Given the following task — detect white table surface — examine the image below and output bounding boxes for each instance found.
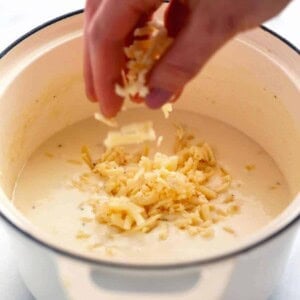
[0,1,299,299]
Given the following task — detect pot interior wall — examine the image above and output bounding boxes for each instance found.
[0,15,299,226]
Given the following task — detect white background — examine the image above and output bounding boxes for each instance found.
[0,0,299,299]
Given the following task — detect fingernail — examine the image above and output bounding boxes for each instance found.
[146,88,173,109]
[85,88,97,103]
[87,95,97,103]
[170,88,183,103]
[100,104,116,119]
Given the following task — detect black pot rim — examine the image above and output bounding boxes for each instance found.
[0,9,299,271]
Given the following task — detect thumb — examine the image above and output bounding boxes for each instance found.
[146,3,241,108]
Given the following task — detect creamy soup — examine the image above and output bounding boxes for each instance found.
[13,108,290,263]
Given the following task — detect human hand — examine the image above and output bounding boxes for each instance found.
[84,0,291,117]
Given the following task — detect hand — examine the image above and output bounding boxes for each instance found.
[84,0,291,117]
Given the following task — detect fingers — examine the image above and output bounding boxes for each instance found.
[146,2,235,108]
[238,0,292,30]
[146,0,291,109]
[86,0,162,117]
[165,0,192,37]
[84,40,97,102]
[83,0,102,102]
[84,0,291,114]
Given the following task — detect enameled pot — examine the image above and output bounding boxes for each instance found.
[0,6,299,300]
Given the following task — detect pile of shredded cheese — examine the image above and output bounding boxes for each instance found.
[115,21,173,102]
[76,126,240,238]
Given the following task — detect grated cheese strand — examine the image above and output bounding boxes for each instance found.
[162,103,173,119]
[94,112,118,128]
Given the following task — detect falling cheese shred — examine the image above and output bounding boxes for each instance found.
[104,121,156,148]
[156,136,163,147]
[94,112,118,128]
[162,103,173,119]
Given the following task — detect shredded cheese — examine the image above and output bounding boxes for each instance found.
[104,121,156,148]
[76,230,90,239]
[156,136,163,147]
[162,103,173,119]
[75,126,240,237]
[115,21,173,102]
[223,226,236,235]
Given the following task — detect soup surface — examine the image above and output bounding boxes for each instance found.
[13,108,290,263]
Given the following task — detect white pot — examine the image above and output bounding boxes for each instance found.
[0,7,299,300]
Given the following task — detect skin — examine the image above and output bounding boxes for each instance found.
[84,0,291,117]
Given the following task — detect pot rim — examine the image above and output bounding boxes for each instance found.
[0,9,299,271]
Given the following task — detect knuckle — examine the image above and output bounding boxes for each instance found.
[165,60,198,79]
[223,13,241,33]
[87,22,110,46]
[87,22,100,42]
[224,14,239,31]
[128,0,162,14]
[153,60,198,91]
